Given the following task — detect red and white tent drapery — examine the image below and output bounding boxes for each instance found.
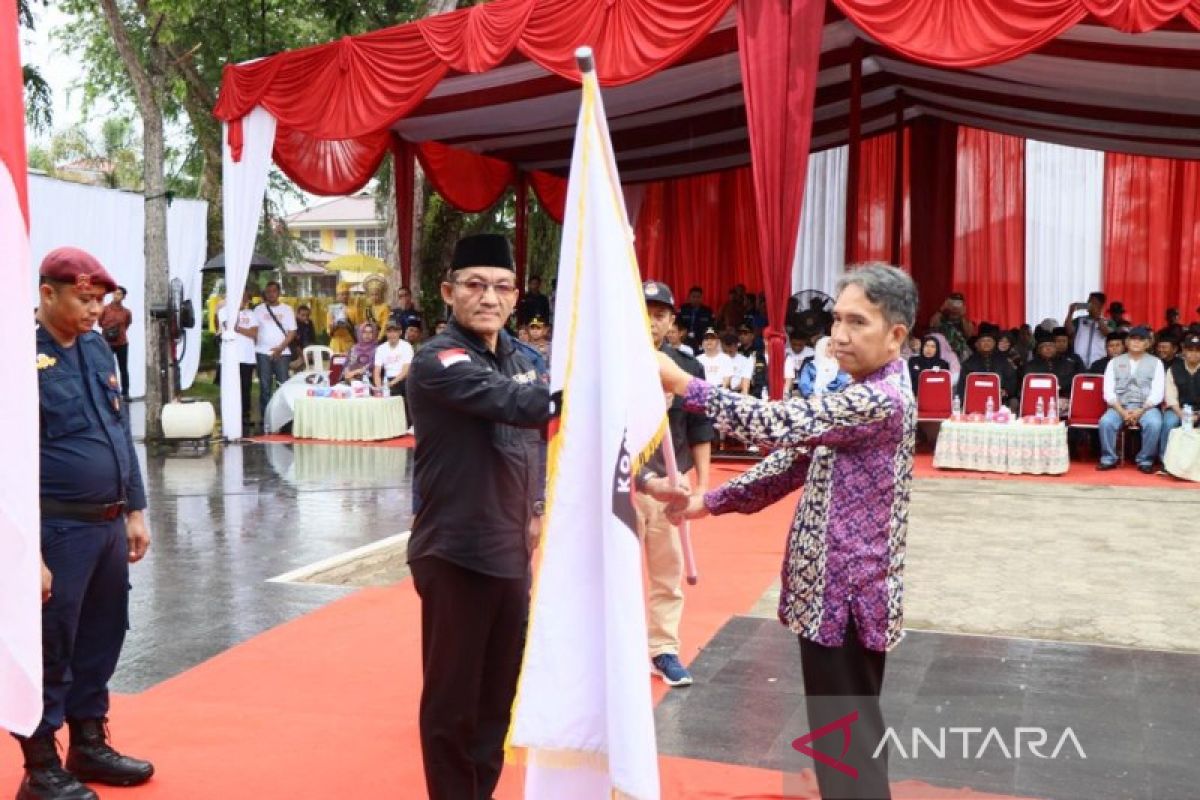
[214,0,1200,414]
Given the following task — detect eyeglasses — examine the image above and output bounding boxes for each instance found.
[453,279,517,297]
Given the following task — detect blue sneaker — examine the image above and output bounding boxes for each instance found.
[652,654,693,687]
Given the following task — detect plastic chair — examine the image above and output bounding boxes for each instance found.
[304,345,334,374]
[963,373,1001,416]
[1019,373,1060,418]
[916,370,952,421]
[1067,375,1106,429]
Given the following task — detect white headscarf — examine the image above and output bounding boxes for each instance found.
[812,336,840,396]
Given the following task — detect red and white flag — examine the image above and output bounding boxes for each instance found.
[0,0,44,737]
[508,49,664,800]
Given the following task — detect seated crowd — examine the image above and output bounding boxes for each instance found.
[908,291,1200,474]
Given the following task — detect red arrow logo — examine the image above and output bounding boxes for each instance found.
[791,710,859,779]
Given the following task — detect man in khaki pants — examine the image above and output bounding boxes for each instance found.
[634,281,714,686]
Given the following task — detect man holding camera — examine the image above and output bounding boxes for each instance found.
[1065,292,1111,371]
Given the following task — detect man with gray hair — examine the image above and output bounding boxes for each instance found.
[660,263,916,800]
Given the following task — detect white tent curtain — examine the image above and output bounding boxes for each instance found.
[27,175,208,398]
[792,144,847,296]
[220,106,277,440]
[1024,139,1104,327]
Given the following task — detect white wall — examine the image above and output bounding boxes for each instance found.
[27,175,208,397]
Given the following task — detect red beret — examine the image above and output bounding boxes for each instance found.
[39,247,118,294]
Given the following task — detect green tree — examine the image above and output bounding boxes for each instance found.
[17,0,53,133]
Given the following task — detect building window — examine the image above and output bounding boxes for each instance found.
[355,227,385,259]
[297,229,320,252]
[332,228,349,254]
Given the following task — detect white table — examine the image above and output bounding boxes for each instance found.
[1162,426,1200,482]
[933,420,1069,475]
[292,396,408,442]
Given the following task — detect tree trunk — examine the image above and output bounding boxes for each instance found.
[97,0,170,440]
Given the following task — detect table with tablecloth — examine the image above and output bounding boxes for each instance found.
[1162,426,1200,482]
[292,396,408,441]
[933,420,1069,475]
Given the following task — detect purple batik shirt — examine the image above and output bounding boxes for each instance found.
[683,359,915,652]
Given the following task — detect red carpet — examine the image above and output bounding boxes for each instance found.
[0,488,1031,798]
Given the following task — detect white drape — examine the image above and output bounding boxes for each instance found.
[792,145,847,296]
[1024,139,1104,327]
[27,175,208,397]
[220,106,276,440]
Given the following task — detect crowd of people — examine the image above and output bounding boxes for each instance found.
[907,291,1200,473]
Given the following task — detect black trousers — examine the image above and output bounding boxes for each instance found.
[799,618,890,800]
[411,556,529,800]
[239,363,255,422]
[112,344,129,398]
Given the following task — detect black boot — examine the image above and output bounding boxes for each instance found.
[15,735,97,800]
[64,718,154,787]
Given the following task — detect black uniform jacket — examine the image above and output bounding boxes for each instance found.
[37,326,146,518]
[637,344,715,488]
[406,320,551,579]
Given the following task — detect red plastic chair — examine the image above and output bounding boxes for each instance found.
[916,370,953,421]
[963,373,1001,416]
[1019,373,1060,418]
[1067,374,1106,429]
[328,354,349,385]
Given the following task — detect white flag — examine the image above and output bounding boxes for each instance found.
[0,0,45,737]
[508,50,665,800]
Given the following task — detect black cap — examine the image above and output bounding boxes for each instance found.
[1052,326,1068,337]
[720,332,738,347]
[528,316,547,327]
[1127,325,1151,339]
[450,233,514,271]
[1106,331,1126,343]
[702,327,718,339]
[737,323,753,333]
[1156,328,1179,344]
[1034,328,1055,345]
[1109,301,1126,314]
[642,280,676,309]
[1183,332,1200,349]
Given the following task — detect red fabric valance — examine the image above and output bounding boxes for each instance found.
[216,0,735,192]
[1102,152,1200,325]
[528,171,567,223]
[832,0,1200,68]
[415,141,516,213]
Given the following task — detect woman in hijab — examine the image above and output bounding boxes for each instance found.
[343,321,379,382]
[998,330,1023,371]
[907,334,951,389]
[927,331,962,385]
[798,336,852,398]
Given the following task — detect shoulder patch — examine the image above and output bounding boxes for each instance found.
[438,348,470,369]
[36,353,57,370]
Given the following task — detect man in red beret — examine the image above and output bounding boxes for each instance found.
[16,247,154,800]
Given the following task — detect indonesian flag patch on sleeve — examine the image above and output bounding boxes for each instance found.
[437,348,470,368]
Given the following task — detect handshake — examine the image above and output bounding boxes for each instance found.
[641,474,710,525]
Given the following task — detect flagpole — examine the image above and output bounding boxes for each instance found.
[660,426,699,585]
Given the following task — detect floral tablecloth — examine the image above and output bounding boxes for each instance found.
[1163,427,1200,482]
[933,420,1069,475]
[292,396,408,441]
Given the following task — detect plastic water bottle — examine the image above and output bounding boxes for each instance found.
[1184,404,1195,429]
[951,395,962,420]
[1048,396,1059,422]
[1035,397,1045,420]
[985,396,995,422]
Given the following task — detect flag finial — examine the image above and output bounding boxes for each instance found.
[575,46,594,75]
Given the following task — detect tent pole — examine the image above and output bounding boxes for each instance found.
[891,91,906,266]
[391,134,416,292]
[844,39,863,264]
[515,172,529,289]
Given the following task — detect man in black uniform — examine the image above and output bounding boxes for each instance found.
[404,234,551,800]
[18,247,154,800]
[634,282,714,687]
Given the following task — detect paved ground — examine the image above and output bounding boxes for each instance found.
[112,434,1198,798]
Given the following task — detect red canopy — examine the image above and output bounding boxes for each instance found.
[215,0,1200,395]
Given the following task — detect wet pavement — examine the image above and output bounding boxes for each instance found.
[117,438,414,692]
